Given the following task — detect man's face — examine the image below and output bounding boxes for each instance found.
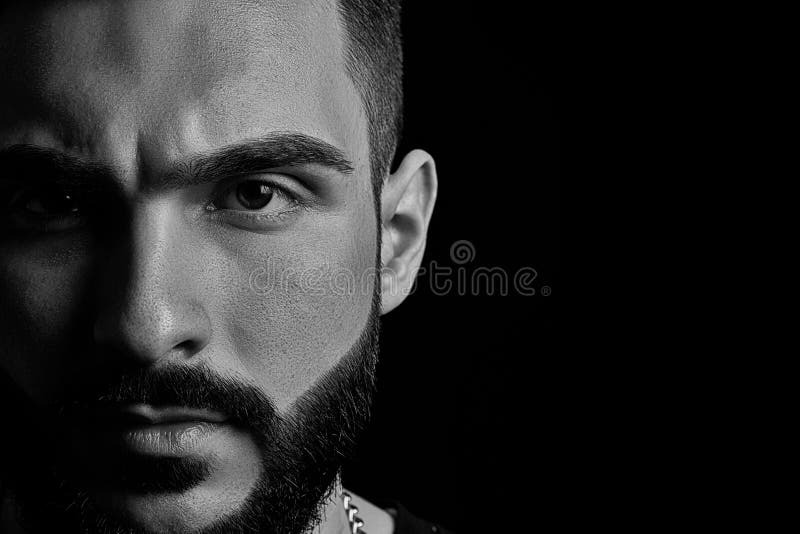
[0,0,378,532]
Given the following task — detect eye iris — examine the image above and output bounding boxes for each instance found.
[236,182,273,210]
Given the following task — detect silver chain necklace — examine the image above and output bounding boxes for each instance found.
[341,492,366,534]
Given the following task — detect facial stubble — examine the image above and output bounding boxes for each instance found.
[2,299,380,534]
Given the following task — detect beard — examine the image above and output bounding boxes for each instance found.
[0,303,380,534]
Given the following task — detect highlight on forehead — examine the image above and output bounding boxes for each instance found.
[0,0,347,85]
[0,0,398,199]
[0,1,360,154]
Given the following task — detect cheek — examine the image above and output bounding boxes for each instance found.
[213,211,376,411]
[0,238,94,402]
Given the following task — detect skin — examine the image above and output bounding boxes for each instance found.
[0,1,437,533]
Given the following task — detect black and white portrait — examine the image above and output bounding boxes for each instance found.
[0,2,559,532]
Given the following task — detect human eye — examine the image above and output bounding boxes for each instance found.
[205,175,302,228]
[2,182,89,233]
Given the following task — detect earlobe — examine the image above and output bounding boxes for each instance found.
[380,149,438,315]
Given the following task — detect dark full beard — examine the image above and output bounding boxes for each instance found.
[0,307,380,534]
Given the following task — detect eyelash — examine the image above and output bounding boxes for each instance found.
[205,178,303,223]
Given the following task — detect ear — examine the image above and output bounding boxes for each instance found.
[380,149,438,315]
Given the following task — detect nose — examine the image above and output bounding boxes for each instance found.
[93,197,212,369]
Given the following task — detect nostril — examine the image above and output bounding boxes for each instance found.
[173,338,207,358]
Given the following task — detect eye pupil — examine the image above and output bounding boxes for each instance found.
[236,181,274,210]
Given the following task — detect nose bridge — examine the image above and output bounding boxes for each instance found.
[126,198,186,325]
[94,196,211,366]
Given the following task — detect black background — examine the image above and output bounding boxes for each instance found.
[342,4,561,533]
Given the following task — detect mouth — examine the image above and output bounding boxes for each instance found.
[53,404,236,495]
[71,404,229,456]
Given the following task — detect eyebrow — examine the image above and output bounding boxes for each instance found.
[0,132,355,191]
[164,132,354,191]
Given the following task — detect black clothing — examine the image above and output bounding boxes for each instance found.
[380,501,454,534]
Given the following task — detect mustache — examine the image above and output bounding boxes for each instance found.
[1,310,381,534]
[61,365,278,430]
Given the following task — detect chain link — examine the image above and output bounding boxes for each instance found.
[341,492,366,534]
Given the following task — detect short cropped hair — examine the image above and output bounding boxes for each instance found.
[337,0,404,202]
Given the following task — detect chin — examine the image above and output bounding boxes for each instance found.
[80,431,263,533]
[100,490,240,533]
[76,470,259,533]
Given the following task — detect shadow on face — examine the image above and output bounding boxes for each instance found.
[0,1,381,532]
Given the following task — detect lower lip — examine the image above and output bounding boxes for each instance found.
[119,422,221,455]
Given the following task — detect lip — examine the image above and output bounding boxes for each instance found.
[121,421,222,455]
[111,404,228,425]
[72,404,229,455]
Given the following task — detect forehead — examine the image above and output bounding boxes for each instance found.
[0,0,366,176]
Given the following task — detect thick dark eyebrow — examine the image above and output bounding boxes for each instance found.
[165,132,355,190]
[0,132,354,192]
